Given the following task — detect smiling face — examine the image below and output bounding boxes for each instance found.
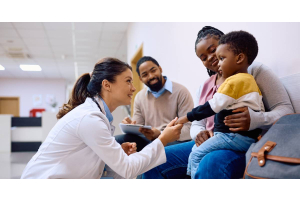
[195,36,220,73]
[215,44,240,79]
[139,61,164,92]
[110,68,136,106]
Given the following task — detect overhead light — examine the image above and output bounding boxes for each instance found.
[0,65,5,70]
[20,65,42,71]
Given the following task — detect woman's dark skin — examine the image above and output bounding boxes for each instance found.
[194,36,251,146]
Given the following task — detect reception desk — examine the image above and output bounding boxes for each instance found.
[0,105,128,153]
[0,112,57,153]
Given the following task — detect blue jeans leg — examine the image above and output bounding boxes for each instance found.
[142,141,195,179]
[194,150,246,179]
[189,132,254,178]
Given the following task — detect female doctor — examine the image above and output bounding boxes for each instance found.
[21,57,183,179]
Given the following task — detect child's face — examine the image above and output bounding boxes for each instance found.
[216,44,239,79]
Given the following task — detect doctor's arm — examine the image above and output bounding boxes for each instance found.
[78,114,181,179]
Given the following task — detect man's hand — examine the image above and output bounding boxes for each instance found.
[224,107,250,132]
[121,142,137,155]
[195,130,213,147]
[139,127,161,141]
[175,116,189,125]
[122,117,136,125]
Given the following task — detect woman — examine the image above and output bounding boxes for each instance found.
[21,58,183,179]
[143,26,294,179]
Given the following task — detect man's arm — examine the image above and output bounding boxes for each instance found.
[132,92,161,140]
[132,92,145,125]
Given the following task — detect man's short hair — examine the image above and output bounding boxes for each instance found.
[219,30,258,65]
[136,56,160,76]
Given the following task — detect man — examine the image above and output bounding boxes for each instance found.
[115,56,194,151]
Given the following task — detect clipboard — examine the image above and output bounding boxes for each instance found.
[119,123,152,135]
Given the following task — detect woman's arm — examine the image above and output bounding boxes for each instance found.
[190,84,207,140]
[176,86,194,141]
[224,62,294,131]
[248,62,294,130]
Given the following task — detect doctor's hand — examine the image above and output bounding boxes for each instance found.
[139,127,161,141]
[122,117,136,125]
[121,142,137,155]
[195,130,213,147]
[158,117,183,146]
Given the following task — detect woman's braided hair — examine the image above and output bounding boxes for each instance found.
[195,26,224,77]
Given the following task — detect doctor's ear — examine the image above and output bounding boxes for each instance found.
[236,53,246,64]
[102,79,111,92]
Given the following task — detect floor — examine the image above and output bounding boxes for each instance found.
[0,152,35,179]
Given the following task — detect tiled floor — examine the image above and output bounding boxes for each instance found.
[0,152,35,179]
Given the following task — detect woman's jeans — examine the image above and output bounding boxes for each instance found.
[187,132,255,178]
[142,140,247,179]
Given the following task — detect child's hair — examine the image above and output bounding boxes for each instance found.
[219,30,258,65]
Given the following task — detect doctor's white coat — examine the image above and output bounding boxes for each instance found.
[21,98,166,179]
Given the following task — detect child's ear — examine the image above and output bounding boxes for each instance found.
[236,53,246,64]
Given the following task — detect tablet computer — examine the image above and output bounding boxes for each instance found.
[119,123,152,135]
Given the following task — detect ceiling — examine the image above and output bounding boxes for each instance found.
[0,22,128,84]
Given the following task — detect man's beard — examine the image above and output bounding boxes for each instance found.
[146,75,163,92]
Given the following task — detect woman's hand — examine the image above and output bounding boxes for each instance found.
[139,127,161,141]
[158,117,183,146]
[224,106,250,132]
[175,116,189,125]
[121,142,137,155]
[195,130,213,147]
[121,117,136,125]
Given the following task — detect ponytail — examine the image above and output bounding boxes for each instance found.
[57,57,131,119]
[57,73,91,119]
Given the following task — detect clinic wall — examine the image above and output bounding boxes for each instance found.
[0,78,66,117]
[127,22,300,99]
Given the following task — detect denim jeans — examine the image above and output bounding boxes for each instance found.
[142,140,247,179]
[115,134,190,179]
[187,132,255,178]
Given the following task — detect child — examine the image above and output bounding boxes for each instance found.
[176,30,265,178]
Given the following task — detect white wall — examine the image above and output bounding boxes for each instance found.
[127,22,300,98]
[0,78,66,117]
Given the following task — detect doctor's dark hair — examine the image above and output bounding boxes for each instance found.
[219,30,258,65]
[136,56,160,76]
[57,58,132,119]
[195,26,224,77]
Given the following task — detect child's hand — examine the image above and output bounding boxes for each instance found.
[175,116,189,125]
